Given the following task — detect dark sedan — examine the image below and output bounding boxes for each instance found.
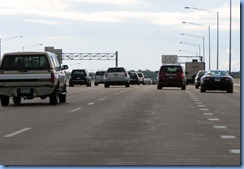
[200,70,233,93]
[194,70,206,89]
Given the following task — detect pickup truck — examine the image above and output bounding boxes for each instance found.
[0,52,69,106]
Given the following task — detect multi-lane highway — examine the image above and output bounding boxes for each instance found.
[0,84,240,165]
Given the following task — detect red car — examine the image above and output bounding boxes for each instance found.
[157,65,186,90]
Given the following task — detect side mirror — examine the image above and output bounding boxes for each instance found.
[185,71,188,74]
[62,65,69,70]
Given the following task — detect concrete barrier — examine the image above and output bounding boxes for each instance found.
[234,78,240,87]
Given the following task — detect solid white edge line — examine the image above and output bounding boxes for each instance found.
[4,128,32,138]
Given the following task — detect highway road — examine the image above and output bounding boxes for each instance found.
[0,84,240,165]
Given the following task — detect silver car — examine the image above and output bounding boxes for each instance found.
[104,67,130,88]
[94,70,106,86]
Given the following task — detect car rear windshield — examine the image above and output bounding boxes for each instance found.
[1,55,49,70]
[107,68,125,72]
[72,70,86,75]
[96,71,105,75]
[160,66,182,73]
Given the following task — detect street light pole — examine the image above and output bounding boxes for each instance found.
[182,22,211,69]
[185,6,219,69]
[22,43,43,51]
[229,0,232,74]
[180,42,201,57]
[0,36,23,59]
[181,33,205,62]
[179,49,198,56]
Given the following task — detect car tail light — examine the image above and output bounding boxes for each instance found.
[51,73,55,83]
[203,77,211,82]
[224,77,232,81]
[181,73,185,78]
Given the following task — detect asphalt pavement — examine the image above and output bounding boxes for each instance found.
[0,84,240,165]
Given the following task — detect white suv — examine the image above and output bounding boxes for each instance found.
[104,67,130,88]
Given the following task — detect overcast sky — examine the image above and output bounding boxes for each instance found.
[0,0,240,72]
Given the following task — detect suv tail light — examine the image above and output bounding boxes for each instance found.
[181,73,185,78]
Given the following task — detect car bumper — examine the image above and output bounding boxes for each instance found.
[201,82,233,90]
[0,86,55,97]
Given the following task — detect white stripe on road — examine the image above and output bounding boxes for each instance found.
[220,135,237,139]
[87,102,95,106]
[208,118,219,121]
[71,108,81,112]
[4,128,31,138]
[230,149,240,154]
[99,98,106,101]
[213,126,227,129]
[200,108,209,111]
[203,113,214,116]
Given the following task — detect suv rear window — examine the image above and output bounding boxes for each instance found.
[160,66,182,73]
[107,68,125,73]
[96,71,105,75]
[1,55,49,70]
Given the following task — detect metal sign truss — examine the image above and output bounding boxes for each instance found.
[178,56,203,64]
[62,51,118,66]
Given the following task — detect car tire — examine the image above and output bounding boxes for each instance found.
[125,83,130,87]
[95,83,98,86]
[200,86,206,93]
[157,85,162,90]
[195,85,199,89]
[13,97,21,104]
[50,88,58,105]
[105,84,109,88]
[181,85,186,90]
[69,82,74,87]
[227,88,233,93]
[1,96,9,106]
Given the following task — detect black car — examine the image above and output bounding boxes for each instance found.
[200,70,233,93]
[69,69,91,87]
[194,70,206,89]
[129,72,140,85]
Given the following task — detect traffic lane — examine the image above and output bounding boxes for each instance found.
[0,85,143,164]
[187,85,240,138]
[0,85,240,165]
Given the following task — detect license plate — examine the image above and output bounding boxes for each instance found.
[215,77,221,81]
[21,88,31,94]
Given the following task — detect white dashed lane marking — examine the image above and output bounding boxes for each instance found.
[220,135,237,139]
[230,149,240,154]
[87,102,95,106]
[213,126,227,129]
[71,108,81,112]
[203,113,214,116]
[4,128,32,138]
[208,118,220,121]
